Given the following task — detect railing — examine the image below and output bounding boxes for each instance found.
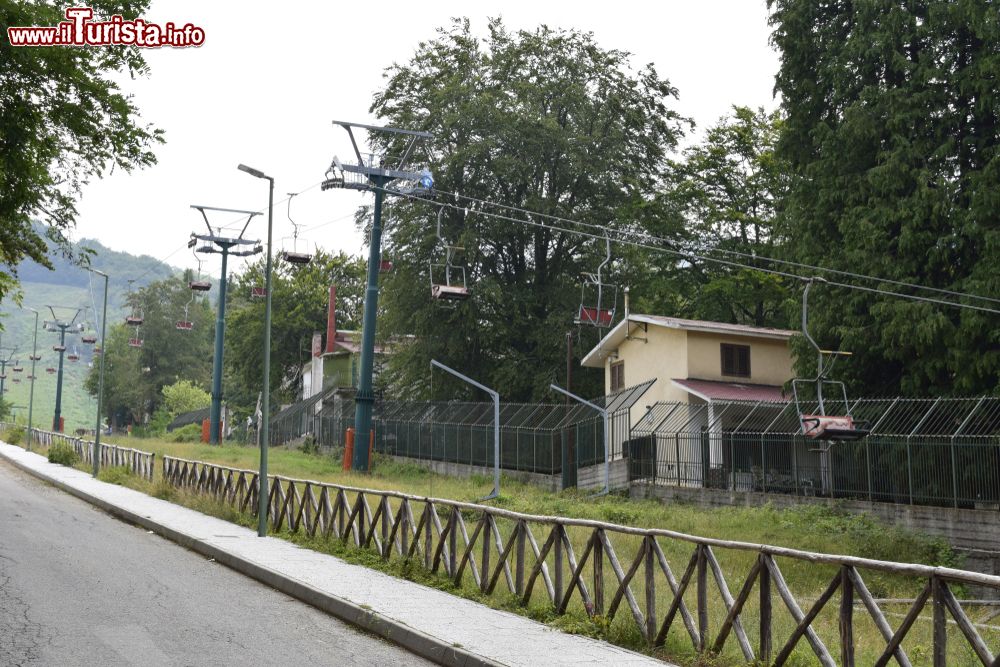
[628,432,1000,510]
[163,454,1000,666]
[28,428,155,481]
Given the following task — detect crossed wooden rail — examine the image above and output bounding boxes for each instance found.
[28,428,155,481]
[162,455,1000,666]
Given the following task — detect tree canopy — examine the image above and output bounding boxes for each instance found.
[769,0,1000,395]
[0,1,162,303]
[371,18,690,401]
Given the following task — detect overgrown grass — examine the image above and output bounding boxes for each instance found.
[79,435,990,664]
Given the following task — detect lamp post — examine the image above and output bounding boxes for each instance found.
[86,268,109,477]
[238,163,274,538]
[26,309,39,450]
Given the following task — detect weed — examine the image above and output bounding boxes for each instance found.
[47,441,80,466]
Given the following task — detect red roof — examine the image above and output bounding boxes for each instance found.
[672,378,787,403]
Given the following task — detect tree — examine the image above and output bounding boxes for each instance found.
[161,379,211,415]
[85,276,214,424]
[370,19,689,401]
[225,250,366,408]
[0,1,162,303]
[769,0,1000,395]
[637,106,792,328]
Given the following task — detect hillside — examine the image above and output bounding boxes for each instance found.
[0,234,181,432]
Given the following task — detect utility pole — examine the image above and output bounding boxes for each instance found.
[44,307,84,432]
[26,309,39,449]
[322,120,433,472]
[189,206,261,444]
[86,268,109,477]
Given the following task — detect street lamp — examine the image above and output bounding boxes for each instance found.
[26,308,39,450]
[238,162,274,538]
[86,268,109,478]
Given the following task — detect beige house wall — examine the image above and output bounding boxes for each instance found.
[604,324,690,426]
[686,331,794,387]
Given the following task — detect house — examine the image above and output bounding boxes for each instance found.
[301,329,397,400]
[581,312,797,483]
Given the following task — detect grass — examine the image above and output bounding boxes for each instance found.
[45,435,997,665]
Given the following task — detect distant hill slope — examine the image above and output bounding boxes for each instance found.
[0,233,181,432]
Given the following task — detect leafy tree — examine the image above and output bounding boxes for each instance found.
[0,1,162,303]
[370,18,689,401]
[85,276,213,424]
[769,1,1000,395]
[225,250,366,408]
[161,379,211,415]
[635,106,792,327]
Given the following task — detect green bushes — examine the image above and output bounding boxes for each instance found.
[168,423,202,443]
[48,440,80,466]
[5,425,25,446]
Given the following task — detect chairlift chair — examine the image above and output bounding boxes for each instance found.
[29,354,41,362]
[175,292,195,331]
[128,337,143,348]
[12,365,22,373]
[380,259,394,273]
[11,378,19,384]
[250,286,267,299]
[67,348,80,362]
[429,208,471,302]
[52,344,66,353]
[574,233,618,327]
[81,334,97,344]
[280,192,313,265]
[791,278,870,442]
[46,367,56,374]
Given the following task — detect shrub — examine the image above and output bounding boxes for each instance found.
[300,435,318,455]
[6,425,25,446]
[48,441,80,466]
[97,466,133,485]
[168,423,202,443]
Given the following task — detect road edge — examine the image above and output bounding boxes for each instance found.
[0,449,501,667]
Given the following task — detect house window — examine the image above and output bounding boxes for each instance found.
[721,343,751,378]
[610,360,625,391]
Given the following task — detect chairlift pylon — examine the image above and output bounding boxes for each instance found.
[430,207,471,302]
[280,192,313,265]
[575,233,617,327]
[791,278,870,442]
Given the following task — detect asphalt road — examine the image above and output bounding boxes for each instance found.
[0,460,432,667]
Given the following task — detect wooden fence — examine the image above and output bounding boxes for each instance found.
[28,428,155,481]
[162,454,1000,666]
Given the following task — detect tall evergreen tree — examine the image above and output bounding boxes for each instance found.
[769,0,1000,395]
[369,19,689,401]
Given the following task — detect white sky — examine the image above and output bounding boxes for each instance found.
[72,0,780,277]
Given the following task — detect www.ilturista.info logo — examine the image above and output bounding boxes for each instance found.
[7,7,205,48]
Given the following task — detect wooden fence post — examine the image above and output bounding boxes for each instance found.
[760,554,772,664]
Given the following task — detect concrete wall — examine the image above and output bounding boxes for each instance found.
[630,482,1000,576]
[686,331,794,386]
[388,456,630,494]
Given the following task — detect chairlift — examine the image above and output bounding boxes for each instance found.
[380,259,394,273]
[81,334,97,344]
[280,193,313,265]
[251,286,267,299]
[67,347,80,362]
[175,291,195,331]
[791,278,870,442]
[29,354,41,362]
[46,367,56,374]
[53,344,66,353]
[12,365,22,373]
[124,279,144,325]
[575,233,617,327]
[186,246,211,291]
[27,374,36,380]
[11,378,19,384]
[429,207,471,301]
[128,337,143,348]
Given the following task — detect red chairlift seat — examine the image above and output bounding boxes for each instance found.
[281,250,312,265]
[431,284,471,301]
[251,286,267,299]
[576,306,614,327]
[189,280,211,291]
[27,375,36,380]
[0,374,6,380]
[81,335,97,344]
[67,354,80,362]
[12,367,22,373]
[128,338,144,348]
[11,378,19,384]
[46,367,56,374]
[125,316,144,326]
[175,320,194,331]
[800,414,869,441]
[52,344,66,352]
[30,355,41,361]
[379,260,394,273]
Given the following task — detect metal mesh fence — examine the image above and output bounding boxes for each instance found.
[627,397,1000,509]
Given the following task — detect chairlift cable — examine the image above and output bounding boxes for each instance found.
[430,188,1000,308]
[380,186,1000,317]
